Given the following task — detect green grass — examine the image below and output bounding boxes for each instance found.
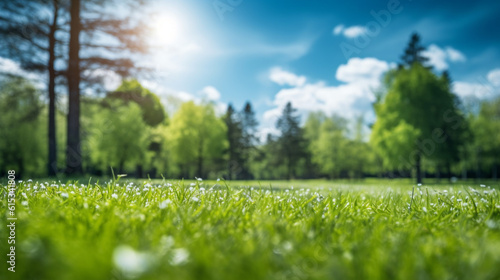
[1,179,500,280]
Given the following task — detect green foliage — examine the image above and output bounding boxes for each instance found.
[108,79,166,127]
[472,97,500,174]
[305,113,374,179]
[0,77,45,176]
[87,100,151,174]
[166,101,227,178]
[224,104,244,180]
[276,102,308,179]
[1,180,499,280]
[371,63,467,180]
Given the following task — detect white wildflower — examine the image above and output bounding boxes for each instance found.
[111,193,118,199]
[192,197,199,202]
[171,248,189,265]
[113,245,151,276]
[61,192,69,198]
[159,199,172,209]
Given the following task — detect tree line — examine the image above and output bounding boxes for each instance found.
[0,0,498,184]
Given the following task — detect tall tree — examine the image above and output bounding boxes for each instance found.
[65,0,150,174]
[87,100,150,174]
[224,104,243,180]
[240,102,259,179]
[276,102,307,180]
[400,32,429,67]
[371,62,467,184]
[0,0,65,176]
[66,0,82,174]
[473,97,500,180]
[167,102,227,178]
[0,77,45,177]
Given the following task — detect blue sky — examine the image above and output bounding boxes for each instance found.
[2,0,499,137]
[134,0,500,137]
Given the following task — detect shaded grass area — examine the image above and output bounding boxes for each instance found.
[1,179,500,280]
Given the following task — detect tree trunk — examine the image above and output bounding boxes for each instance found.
[446,162,451,181]
[493,163,498,181]
[197,140,203,178]
[436,165,441,182]
[66,0,82,174]
[118,160,124,175]
[136,164,143,178]
[416,151,422,184]
[47,0,59,177]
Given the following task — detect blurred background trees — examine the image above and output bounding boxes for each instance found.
[0,2,498,186]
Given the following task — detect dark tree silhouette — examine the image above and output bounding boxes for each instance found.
[276,102,307,180]
[0,0,65,176]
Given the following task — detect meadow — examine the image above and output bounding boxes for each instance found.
[1,178,500,280]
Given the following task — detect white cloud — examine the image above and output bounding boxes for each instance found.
[263,57,390,138]
[333,24,344,35]
[140,79,227,116]
[487,68,500,87]
[0,57,43,87]
[269,67,307,87]
[446,47,466,62]
[83,69,122,91]
[336,57,393,86]
[423,44,466,70]
[200,86,221,101]
[453,81,494,99]
[333,24,368,38]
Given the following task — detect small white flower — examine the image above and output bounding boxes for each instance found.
[61,192,69,198]
[480,184,486,188]
[113,245,151,275]
[422,207,427,213]
[171,248,189,265]
[21,201,29,206]
[417,183,422,187]
[192,197,199,202]
[190,183,196,187]
[196,177,203,182]
[159,199,172,209]
[217,178,220,182]
[112,193,118,199]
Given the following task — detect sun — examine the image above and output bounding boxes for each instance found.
[151,14,183,46]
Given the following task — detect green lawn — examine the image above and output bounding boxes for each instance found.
[1,179,500,280]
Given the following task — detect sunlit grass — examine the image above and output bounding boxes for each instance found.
[1,179,500,280]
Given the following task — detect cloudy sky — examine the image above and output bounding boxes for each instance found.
[2,0,499,137]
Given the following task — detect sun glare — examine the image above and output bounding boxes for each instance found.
[151,14,183,46]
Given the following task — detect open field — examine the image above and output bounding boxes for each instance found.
[2,179,500,280]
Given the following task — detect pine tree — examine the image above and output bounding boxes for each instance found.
[400,32,429,67]
[224,104,244,180]
[240,102,259,179]
[66,0,150,174]
[276,102,307,180]
[0,0,64,176]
